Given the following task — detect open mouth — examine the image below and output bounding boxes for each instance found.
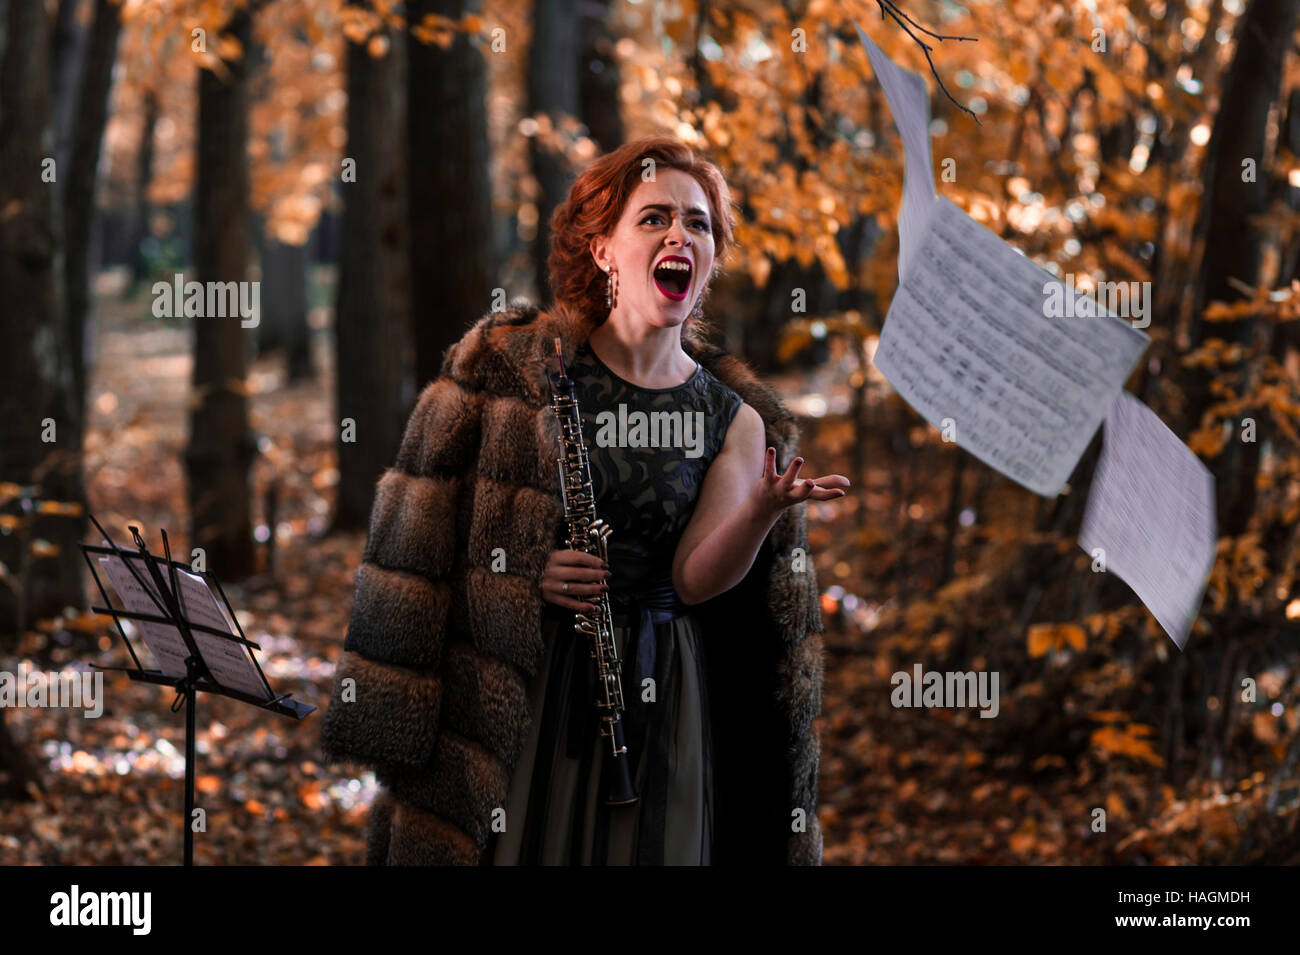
[652,258,692,300]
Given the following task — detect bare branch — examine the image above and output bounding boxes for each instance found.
[875,0,981,126]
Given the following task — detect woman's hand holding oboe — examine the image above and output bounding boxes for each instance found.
[542,549,611,612]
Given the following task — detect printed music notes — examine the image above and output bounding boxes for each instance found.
[854,21,1217,647]
[98,550,272,699]
[872,195,1149,496]
[1078,394,1217,649]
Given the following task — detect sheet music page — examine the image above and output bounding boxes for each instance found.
[98,551,271,699]
[1077,392,1218,649]
[854,21,938,276]
[98,553,190,679]
[872,195,1150,496]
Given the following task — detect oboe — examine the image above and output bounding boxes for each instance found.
[547,337,639,807]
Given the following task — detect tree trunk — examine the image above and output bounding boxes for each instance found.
[50,0,84,175]
[65,0,123,429]
[1181,0,1299,537]
[0,709,39,800]
[185,6,257,580]
[48,0,123,614]
[529,0,579,301]
[331,7,414,532]
[406,0,497,388]
[0,0,84,631]
[255,125,314,383]
[129,87,161,291]
[0,0,60,799]
[578,0,623,153]
[259,235,313,380]
[743,256,804,373]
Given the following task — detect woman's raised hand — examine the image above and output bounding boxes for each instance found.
[541,548,611,612]
[750,447,850,519]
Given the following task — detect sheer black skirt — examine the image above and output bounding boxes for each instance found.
[489,607,714,865]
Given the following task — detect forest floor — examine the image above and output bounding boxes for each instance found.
[1,268,1296,865]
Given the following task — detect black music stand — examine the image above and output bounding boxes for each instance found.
[78,514,314,865]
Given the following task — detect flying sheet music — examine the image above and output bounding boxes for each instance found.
[1077,393,1217,649]
[872,195,1150,496]
[854,21,937,277]
[98,550,272,700]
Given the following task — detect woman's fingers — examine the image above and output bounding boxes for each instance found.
[558,566,610,583]
[769,454,800,488]
[550,595,600,612]
[550,548,608,569]
[805,484,848,500]
[791,475,850,500]
[542,579,603,611]
[544,549,610,599]
[553,578,609,595]
[757,453,853,507]
[802,474,851,494]
[756,461,853,508]
[541,547,611,610]
[541,572,609,596]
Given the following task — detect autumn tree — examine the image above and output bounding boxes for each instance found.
[528,0,580,298]
[578,0,624,154]
[0,0,63,799]
[407,0,497,389]
[332,3,414,532]
[186,6,258,579]
[128,87,162,291]
[1181,0,1300,536]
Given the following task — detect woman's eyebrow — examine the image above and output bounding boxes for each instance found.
[637,203,710,219]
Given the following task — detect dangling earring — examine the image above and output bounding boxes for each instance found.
[604,265,619,310]
[692,286,705,320]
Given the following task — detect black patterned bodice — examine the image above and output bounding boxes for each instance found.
[561,341,744,589]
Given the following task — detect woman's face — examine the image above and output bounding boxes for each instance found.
[589,168,716,331]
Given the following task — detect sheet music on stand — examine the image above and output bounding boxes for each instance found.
[80,517,314,865]
[79,515,314,720]
[96,547,273,702]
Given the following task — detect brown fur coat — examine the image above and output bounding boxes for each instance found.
[320,300,825,865]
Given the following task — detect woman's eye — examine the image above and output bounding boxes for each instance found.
[642,214,709,230]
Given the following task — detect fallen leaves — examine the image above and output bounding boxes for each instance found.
[1027,622,1087,657]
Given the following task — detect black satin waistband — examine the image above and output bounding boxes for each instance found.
[605,575,688,620]
[563,575,687,764]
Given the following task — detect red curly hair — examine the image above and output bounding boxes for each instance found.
[546,136,738,346]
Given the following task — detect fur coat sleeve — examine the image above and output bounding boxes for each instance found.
[320,300,826,865]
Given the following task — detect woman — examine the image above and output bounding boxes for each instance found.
[321,136,847,866]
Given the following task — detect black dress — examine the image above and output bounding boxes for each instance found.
[490,340,744,865]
